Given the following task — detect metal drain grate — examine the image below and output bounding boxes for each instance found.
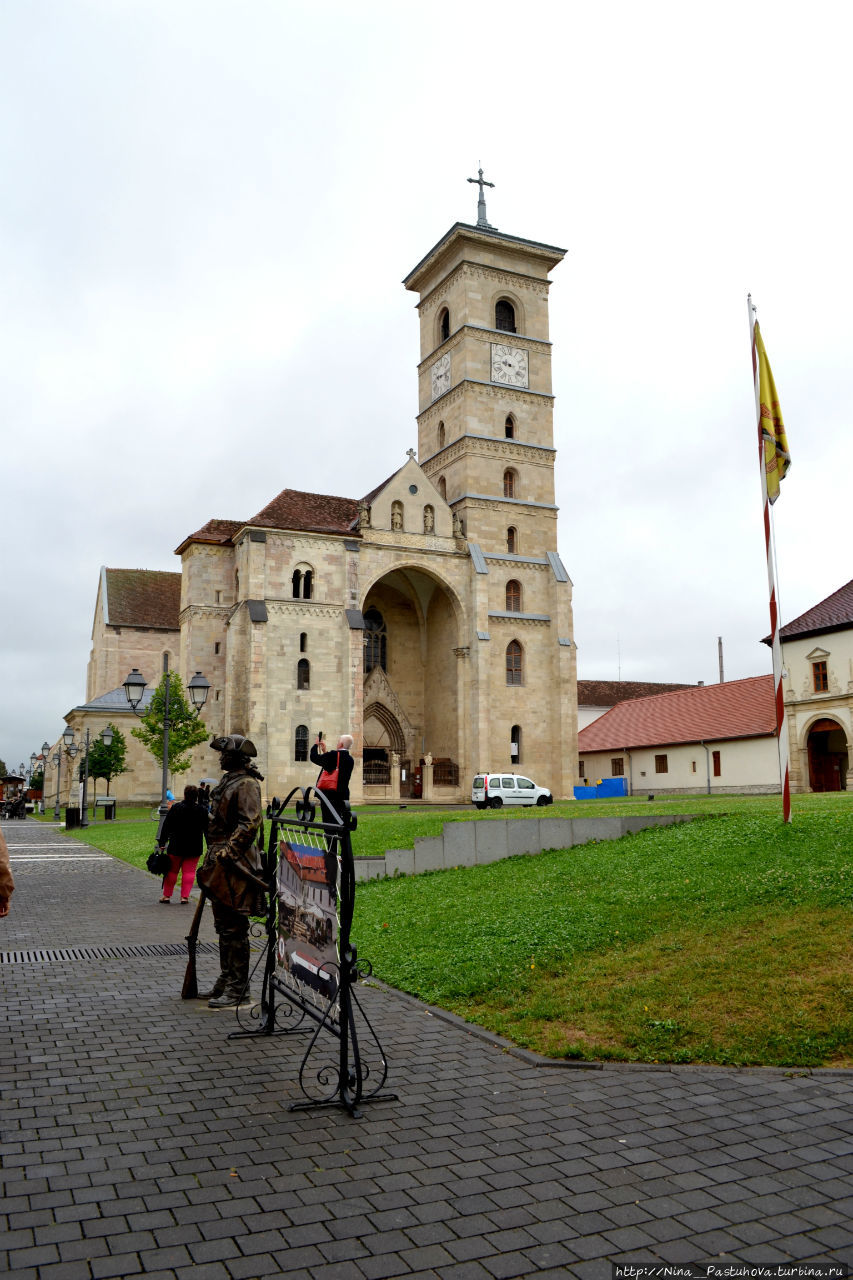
[0,941,220,965]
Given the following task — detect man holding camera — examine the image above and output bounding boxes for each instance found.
[310,732,355,820]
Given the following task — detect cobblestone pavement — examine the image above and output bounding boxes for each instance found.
[2,818,852,1279]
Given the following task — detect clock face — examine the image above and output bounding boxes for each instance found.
[491,343,529,388]
[431,353,451,401]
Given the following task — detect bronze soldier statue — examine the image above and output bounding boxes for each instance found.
[197,734,266,1010]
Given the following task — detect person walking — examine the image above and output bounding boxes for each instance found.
[157,784,208,904]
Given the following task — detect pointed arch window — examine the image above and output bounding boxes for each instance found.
[363,607,387,673]
[506,580,522,612]
[295,724,309,761]
[297,658,310,690]
[495,299,516,333]
[503,469,517,498]
[438,421,445,449]
[506,640,523,685]
[507,526,517,554]
[439,307,450,343]
[505,415,515,439]
[438,476,447,500]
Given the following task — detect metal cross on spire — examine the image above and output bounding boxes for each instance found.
[467,167,495,229]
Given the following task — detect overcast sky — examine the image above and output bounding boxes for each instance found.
[2,0,851,771]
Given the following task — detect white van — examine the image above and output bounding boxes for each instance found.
[471,773,553,809]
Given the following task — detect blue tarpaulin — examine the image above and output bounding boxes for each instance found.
[573,777,628,800]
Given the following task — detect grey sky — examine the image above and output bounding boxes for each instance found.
[2,0,851,770]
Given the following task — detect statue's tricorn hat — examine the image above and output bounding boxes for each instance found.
[210,734,257,758]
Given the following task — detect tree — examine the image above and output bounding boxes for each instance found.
[30,770,44,793]
[86,723,129,799]
[0,758,7,777]
[131,673,208,781]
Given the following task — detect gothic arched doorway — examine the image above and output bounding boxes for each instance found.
[361,565,464,797]
[807,718,849,792]
[363,701,406,785]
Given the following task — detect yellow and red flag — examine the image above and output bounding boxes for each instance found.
[754,321,790,504]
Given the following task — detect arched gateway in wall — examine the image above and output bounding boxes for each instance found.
[360,565,464,797]
[806,717,850,792]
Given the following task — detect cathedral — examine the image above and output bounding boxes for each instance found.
[77,194,578,804]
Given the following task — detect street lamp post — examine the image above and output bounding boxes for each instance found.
[37,740,51,817]
[61,725,113,829]
[51,744,63,821]
[123,656,210,839]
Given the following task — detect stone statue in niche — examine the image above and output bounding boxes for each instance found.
[358,501,371,530]
[423,505,435,533]
[391,502,404,531]
[452,512,464,538]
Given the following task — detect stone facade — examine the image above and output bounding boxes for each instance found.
[781,622,853,792]
[81,220,579,805]
[50,690,163,808]
[86,567,181,702]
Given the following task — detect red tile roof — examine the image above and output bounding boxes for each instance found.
[105,569,181,630]
[578,679,694,706]
[174,518,243,554]
[776,578,853,642]
[248,488,361,535]
[577,675,776,752]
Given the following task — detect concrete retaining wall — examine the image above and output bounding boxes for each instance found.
[353,812,695,881]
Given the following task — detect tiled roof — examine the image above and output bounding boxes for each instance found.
[776,578,853,642]
[105,569,181,630]
[577,675,776,752]
[174,518,243,554]
[578,679,694,706]
[247,489,361,536]
[176,475,426,553]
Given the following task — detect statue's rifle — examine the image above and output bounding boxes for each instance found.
[181,892,207,1000]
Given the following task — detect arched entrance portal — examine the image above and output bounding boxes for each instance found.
[361,566,463,798]
[807,718,849,792]
[362,701,405,786]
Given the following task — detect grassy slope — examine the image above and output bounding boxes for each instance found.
[353,795,853,1066]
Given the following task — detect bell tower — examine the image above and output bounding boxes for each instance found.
[403,177,566,559]
[402,179,576,801]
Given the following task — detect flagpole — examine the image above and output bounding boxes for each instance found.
[749,294,792,822]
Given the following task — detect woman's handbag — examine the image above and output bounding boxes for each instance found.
[146,849,170,876]
[316,751,340,792]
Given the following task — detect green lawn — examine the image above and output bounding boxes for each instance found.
[37,791,853,1066]
[353,792,853,1067]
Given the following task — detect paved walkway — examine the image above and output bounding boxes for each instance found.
[1,818,852,1280]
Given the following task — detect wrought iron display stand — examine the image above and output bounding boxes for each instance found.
[228,787,397,1118]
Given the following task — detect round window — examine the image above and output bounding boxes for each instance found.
[408,484,418,494]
